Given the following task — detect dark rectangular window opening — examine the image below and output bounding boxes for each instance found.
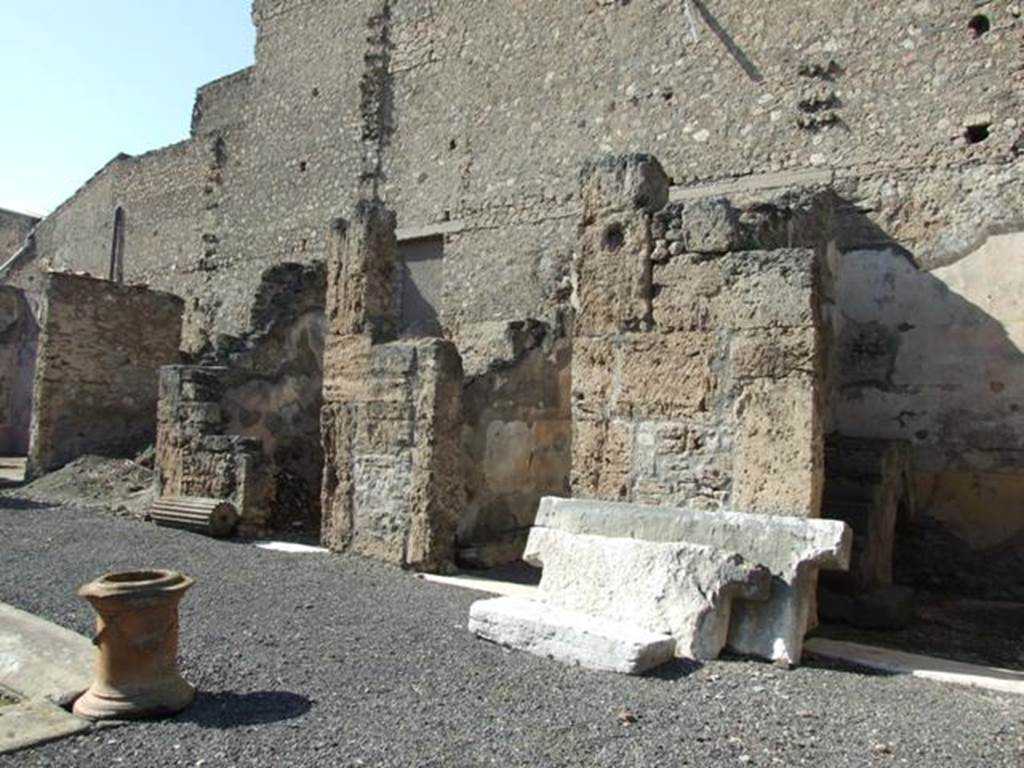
[398,235,444,337]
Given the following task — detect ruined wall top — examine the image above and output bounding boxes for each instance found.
[580,154,670,217]
[15,0,1022,349]
[0,208,39,264]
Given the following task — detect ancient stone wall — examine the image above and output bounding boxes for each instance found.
[155,262,326,534]
[8,0,1023,561]
[0,287,38,455]
[459,320,572,567]
[320,202,464,571]
[28,273,184,476]
[156,366,269,535]
[573,155,831,517]
[833,231,1024,593]
[191,67,253,136]
[17,143,211,345]
[19,1,1021,349]
[0,208,38,262]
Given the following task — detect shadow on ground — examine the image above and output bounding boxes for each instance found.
[179,690,312,729]
[0,496,56,511]
[645,658,703,681]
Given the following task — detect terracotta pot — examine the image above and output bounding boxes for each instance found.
[73,569,195,720]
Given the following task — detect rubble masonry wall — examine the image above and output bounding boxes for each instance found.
[573,155,830,517]
[320,202,464,571]
[8,0,1024,559]
[28,273,184,476]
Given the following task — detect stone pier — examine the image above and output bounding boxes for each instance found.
[320,201,464,572]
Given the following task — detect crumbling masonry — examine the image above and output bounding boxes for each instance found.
[320,202,463,571]
[0,1,1021,599]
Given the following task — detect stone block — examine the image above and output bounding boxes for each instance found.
[570,419,633,500]
[468,596,677,675]
[652,250,818,333]
[322,333,373,402]
[325,202,398,341]
[579,153,671,218]
[524,527,770,660]
[574,216,653,337]
[573,154,670,338]
[731,376,823,517]
[532,496,852,665]
[729,327,819,381]
[613,332,716,418]
[321,338,464,572]
[678,198,743,253]
[570,337,615,419]
[405,339,465,571]
[319,403,356,551]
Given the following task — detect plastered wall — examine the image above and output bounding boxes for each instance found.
[835,232,1024,551]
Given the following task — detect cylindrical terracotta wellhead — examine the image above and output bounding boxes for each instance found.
[73,569,195,720]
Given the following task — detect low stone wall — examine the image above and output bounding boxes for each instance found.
[156,366,268,535]
[572,154,832,518]
[28,273,183,476]
[0,287,38,455]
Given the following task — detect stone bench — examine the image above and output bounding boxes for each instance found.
[529,497,852,665]
[523,528,770,660]
[469,596,677,675]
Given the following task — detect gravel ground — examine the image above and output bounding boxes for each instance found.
[1,497,1021,768]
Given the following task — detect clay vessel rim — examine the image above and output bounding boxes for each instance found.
[78,569,194,598]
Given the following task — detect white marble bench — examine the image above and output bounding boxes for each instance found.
[528,497,852,665]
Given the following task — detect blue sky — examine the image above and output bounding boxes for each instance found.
[0,2,255,216]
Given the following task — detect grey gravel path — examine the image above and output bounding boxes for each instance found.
[1,497,1021,768]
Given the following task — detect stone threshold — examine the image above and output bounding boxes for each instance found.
[804,637,1024,696]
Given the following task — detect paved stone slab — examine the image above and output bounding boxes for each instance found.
[0,602,94,703]
[533,497,852,665]
[0,602,94,753]
[0,457,26,486]
[469,596,677,675]
[0,699,91,755]
[418,572,541,600]
[524,528,769,660]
